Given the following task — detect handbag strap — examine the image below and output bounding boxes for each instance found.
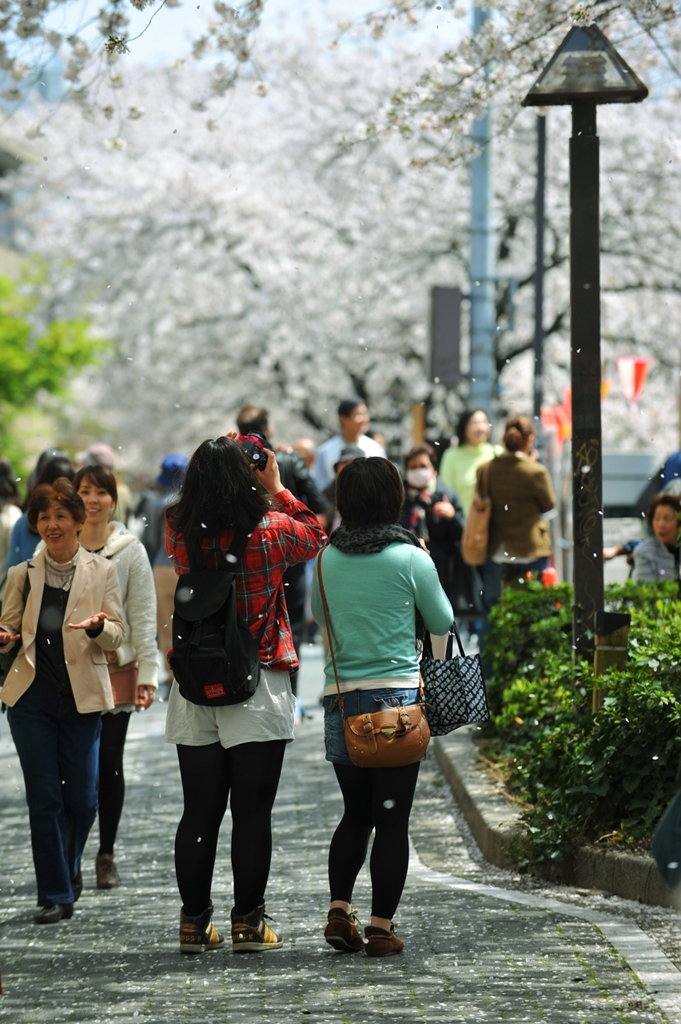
[420,622,464,660]
[451,620,465,658]
[478,459,491,500]
[317,546,426,710]
[316,546,345,714]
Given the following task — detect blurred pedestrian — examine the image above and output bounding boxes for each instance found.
[24,447,69,493]
[0,457,22,601]
[74,465,158,890]
[293,437,316,470]
[439,409,500,515]
[313,398,385,492]
[0,479,124,923]
[322,444,365,533]
[632,494,681,583]
[148,454,188,683]
[312,457,453,956]
[6,454,75,569]
[439,411,502,643]
[164,436,325,954]
[400,444,480,617]
[482,415,556,585]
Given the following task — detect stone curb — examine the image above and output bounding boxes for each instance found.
[433,726,675,909]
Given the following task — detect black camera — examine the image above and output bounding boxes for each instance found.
[238,431,268,469]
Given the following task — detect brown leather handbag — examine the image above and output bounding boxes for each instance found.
[316,548,430,768]
[461,460,492,566]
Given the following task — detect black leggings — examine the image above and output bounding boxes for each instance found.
[175,740,286,916]
[329,761,420,920]
[98,711,132,856]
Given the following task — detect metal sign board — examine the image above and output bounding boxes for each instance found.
[430,286,461,385]
[522,25,648,107]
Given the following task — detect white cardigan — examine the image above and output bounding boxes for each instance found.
[99,522,159,689]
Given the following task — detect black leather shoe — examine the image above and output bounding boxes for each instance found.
[72,867,83,903]
[34,903,74,924]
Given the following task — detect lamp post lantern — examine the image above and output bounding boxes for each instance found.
[522,24,648,657]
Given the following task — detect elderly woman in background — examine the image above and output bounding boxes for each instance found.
[632,494,681,583]
[0,479,124,924]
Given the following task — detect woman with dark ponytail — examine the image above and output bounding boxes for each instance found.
[480,415,556,585]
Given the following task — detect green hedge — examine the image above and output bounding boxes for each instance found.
[483,580,681,864]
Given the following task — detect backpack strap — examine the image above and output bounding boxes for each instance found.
[187,529,251,573]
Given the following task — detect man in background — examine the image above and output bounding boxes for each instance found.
[313,398,385,492]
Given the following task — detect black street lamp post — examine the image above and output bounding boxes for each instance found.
[533,114,546,423]
[522,25,648,657]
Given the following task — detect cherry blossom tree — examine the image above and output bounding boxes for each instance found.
[9,31,681,467]
[13,41,472,464]
[3,0,680,147]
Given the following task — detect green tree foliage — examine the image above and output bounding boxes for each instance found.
[0,275,104,460]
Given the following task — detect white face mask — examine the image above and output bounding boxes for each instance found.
[406,467,433,489]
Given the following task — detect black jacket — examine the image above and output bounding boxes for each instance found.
[275,451,327,514]
[400,481,482,617]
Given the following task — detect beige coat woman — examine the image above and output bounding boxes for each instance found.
[0,547,125,713]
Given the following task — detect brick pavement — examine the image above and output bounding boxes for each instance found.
[0,679,678,1023]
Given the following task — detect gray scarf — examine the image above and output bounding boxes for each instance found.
[329,523,422,555]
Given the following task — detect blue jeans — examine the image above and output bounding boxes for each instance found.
[323,687,419,766]
[8,684,102,905]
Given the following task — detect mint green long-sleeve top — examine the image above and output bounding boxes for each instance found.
[311,543,454,692]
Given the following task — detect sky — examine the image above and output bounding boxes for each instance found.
[42,0,467,67]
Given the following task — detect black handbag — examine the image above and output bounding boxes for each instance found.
[420,622,489,736]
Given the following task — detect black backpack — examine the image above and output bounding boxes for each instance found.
[169,531,261,706]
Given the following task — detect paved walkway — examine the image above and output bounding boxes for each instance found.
[1,647,681,1023]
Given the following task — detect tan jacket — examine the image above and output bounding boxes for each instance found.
[0,547,125,713]
[478,452,556,561]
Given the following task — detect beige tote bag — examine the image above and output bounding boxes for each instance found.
[461,461,492,566]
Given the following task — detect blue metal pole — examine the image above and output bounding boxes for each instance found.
[469,6,496,413]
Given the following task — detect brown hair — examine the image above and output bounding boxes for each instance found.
[404,443,436,471]
[27,479,86,530]
[503,415,535,453]
[73,464,118,505]
[236,405,269,435]
[647,492,681,527]
[336,456,404,527]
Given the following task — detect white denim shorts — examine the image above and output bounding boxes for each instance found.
[164,667,295,750]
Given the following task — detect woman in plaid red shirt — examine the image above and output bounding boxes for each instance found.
[163,435,325,955]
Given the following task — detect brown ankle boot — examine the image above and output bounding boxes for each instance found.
[324,908,365,952]
[95,853,120,889]
[365,923,404,957]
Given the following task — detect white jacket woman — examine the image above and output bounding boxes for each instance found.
[73,465,158,891]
